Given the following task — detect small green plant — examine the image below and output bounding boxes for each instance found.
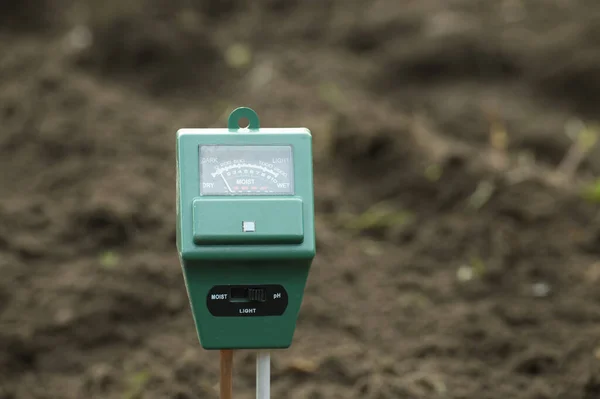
[224,43,252,69]
[424,164,443,182]
[470,255,486,276]
[318,82,346,110]
[558,120,599,178]
[467,180,495,210]
[99,250,120,269]
[341,201,414,233]
[123,370,150,399]
[489,119,509,151]
[581,179,600,203]
[457,255,486,282]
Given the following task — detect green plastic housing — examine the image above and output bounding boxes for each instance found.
[193,198,304,245]
[175,108,316,350]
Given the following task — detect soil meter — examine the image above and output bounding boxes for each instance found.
[175,107,316,351]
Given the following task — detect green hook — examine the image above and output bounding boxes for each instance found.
[228,107,260,131]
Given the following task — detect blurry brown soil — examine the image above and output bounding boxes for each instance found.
[2,1,600,398]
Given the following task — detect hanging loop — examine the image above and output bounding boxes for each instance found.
[228,107,260,131]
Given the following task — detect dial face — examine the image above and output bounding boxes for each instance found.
[199,145,294,195]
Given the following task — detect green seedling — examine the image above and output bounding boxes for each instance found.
[558,120,599,178]
[175,107,316,350]
[99,250,119,269]
[225,43,252,69]
[318,82,346,110]
[341,201,414,233]
[467,180,495,210]
[457,255,486,282]
[123,370,150,399]
[470,255,487,276]
[424,164,443,182]
[581,179,600,203]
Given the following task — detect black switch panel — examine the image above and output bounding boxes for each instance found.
[206,285,288,317]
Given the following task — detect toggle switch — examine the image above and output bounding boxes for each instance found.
[248,288,266,302]
[229,286,267,303]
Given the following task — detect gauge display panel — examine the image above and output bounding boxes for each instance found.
[199,145,294,195]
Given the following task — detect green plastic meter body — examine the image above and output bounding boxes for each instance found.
[176,108,316,350]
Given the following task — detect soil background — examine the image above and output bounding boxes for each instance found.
[2,1,600,398]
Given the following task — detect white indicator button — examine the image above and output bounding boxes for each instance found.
[242,221,256,232]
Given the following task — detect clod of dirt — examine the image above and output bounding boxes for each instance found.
[512,349,559,376]
[331,115,402,164]
[328,106,416,190]
[0,231,8,251]
[342,26,385,54]
[10,235,46,260]
[413,339,460,359]
[515,133,572,169]
[264,0,299,13]
[523,380,553,399]
[584,374,600,399]
[458,314,519,363]
[493,180,561,223]
[342,318,364,339]
[375,33,522,89]
[170,389,191,399]
[403,372,448,397]
[531,20,600,118]
[0,389,15,399]
[494,301,543,327]
[71,206,131,248]
[0,0,55,32]
[554,298,600,324]
[536,54,600,117]
[0,333,39,375]
[284,358,318,375]
[63,168,164,250]
[76,2,224,96]
[173,350,204,384]
[194,0,239,19]
[581,225,600,255]
[341,18,422,54]
[316,355,360,385]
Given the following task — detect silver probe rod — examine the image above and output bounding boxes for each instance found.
[256,351,270,399]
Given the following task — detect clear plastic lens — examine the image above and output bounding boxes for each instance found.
[199,145,294,196]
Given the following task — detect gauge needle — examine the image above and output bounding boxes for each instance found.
[219,173,234,193]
